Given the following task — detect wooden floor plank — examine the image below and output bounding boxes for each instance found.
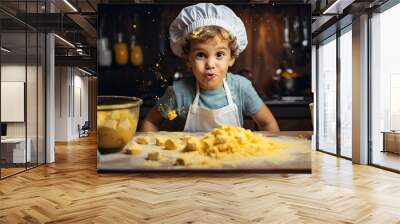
[0,135,399,223]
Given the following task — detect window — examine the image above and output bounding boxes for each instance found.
[371,2,400,171]
[0,1,47,179]
[339,27,352,158]
[317,36,337,154]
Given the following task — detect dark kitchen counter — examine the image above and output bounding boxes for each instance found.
[265,99,312,106]
[138,99,313,131]
[141,99,312,107]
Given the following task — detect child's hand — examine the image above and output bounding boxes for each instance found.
[159,103,178,121]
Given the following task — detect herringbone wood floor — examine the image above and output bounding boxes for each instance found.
[1,135,400,224]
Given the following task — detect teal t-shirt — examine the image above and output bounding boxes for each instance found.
[157,73,263,126]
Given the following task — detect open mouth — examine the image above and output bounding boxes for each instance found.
[205,73,216,80]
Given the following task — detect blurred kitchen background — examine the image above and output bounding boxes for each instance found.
[97,4,312,131]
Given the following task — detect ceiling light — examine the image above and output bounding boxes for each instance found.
[54,34,75,48]
[78,67,92,76]
[323,0,354,15]
[1,47,11,53]
[63,0,78,12]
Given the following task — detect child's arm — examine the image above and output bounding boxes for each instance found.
[141,86,177,132]
[141,106,164,132]
[239,76,280,132]
[251,104,280,132]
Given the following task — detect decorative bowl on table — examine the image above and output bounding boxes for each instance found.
[97,96,142,154]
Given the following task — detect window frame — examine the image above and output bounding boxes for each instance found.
[315,22,353,160]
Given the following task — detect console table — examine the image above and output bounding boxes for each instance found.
[382,131,400,154]
[1,138,32,164]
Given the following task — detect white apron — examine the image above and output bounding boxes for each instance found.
[183,79,241,132]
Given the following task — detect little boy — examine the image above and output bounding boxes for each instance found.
[141,3,279,132]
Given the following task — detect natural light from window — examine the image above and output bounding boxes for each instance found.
[371,3,400,170]
[317,37,337,154]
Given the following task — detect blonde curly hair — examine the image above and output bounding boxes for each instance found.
[182,25,239,58]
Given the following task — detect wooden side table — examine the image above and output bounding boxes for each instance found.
[381,131,400,154]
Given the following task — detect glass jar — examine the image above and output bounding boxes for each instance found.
[114,33,128,65]
[97,96,142,154]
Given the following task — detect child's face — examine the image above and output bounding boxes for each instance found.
[186,35,235,90]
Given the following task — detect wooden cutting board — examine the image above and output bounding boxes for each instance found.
[97,131,311,173]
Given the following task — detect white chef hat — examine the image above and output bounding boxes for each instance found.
[169,3,248,57]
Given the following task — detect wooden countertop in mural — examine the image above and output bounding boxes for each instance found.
[97,131,312,173]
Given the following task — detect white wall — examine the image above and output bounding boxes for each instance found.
[1,64,45,164]
[55,67,69,141]
[1,64,26,81]
[55,66,89,141]
[1,65,34,138]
